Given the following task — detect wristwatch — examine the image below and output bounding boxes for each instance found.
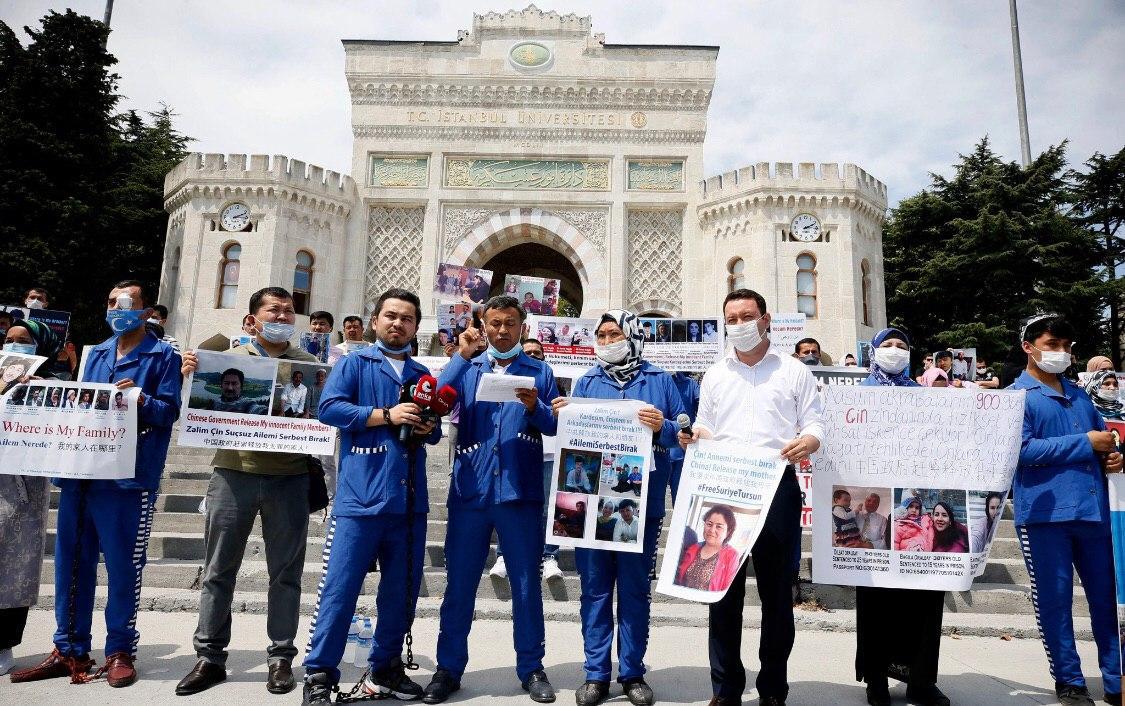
[382,407,392,425]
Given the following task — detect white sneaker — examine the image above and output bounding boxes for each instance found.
[489,556,508,579]
[0,648,14,676]
[542,556,563,581]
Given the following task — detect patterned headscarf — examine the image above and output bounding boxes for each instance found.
[8,318,61,359]
[864,327,919,387]
[596,309,645,387]
[1084,369,1123,419]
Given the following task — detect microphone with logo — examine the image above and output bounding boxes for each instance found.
[400,374,438,443]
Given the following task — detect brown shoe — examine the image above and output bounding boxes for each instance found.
[104,652,137,688]
[9,648,94,683]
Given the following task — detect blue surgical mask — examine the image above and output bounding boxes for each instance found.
[3,342,37,356]
[259,321,295,344]
[488,343,521,360]
[376,339,411,355]
[106,309,146,335]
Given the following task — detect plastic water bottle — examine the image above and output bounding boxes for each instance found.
[342,615,361,665]
[353,619,373,667]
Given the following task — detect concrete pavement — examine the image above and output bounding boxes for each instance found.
[3,609,1108,705]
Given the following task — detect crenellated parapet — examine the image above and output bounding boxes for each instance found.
[698,161,887,224]
[472,4,591,37]
[163,153,355,217]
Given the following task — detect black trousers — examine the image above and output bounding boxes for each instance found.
[0,606,30,650]
[855,586,945,687]
[708,466,801,700]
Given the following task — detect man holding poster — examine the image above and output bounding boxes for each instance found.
[550,309,685,706]
[12,280,182,688]
[679,289,822,706]
[1011,315,1122,706]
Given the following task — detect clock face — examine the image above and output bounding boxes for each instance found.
[220,203,250,232]
[791,213,821,242]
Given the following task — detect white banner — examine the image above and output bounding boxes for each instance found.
[1,381,139,479]
[640,316,723,372]
[527,315,598,378]
[178,350,336,454]
[811,386,1024,590]
[546,399,652,554]
[768,313,807,355]
[656,440,788,603]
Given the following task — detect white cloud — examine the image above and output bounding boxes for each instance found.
[4,0,1122,205]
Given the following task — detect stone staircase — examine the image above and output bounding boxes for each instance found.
[36,432,1081,638]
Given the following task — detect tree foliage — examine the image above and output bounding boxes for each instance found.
[0,10,190,346]
[884,137,1115,369]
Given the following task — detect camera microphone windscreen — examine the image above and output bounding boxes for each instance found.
[676,413,692,434]
[412,374,437,407]
[430,385,458,416]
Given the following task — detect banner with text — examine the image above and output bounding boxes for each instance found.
[640,316,723,372]
[656,439,788,602]
[2,304,72,343]
[811,386,1024,591]
[1,381,139,479]
[527,314,598,378]
[768,313,807,356]
[178,350,336,454]
[545,398,652,554]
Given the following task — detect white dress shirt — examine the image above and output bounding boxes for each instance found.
[282,382,308,414]
[695,349,824,451]
[857,509,889,550]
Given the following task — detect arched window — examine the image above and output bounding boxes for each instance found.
[293,250,314,315]
[861,259,872,326]
[217,243,241,309]
[727,257,746,293]
[796,253,817,318]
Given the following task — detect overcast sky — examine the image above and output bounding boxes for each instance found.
[4,1,1123,205]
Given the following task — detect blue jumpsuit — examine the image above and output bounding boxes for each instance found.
[667,371,700,504]
[1010,371,1121,696]
[571,362,686,683]
[435,350,558,683]
[302,348,441,685]
[53,333,182,658]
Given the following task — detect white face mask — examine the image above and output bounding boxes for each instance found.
[25,298,45,310]
[1096,388,1120,403]
[872,346,910,374]
[1030,346,1070,375]
[726,319,766,352]
[595,340,631,365]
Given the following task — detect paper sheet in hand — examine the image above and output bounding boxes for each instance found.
[475,372,536,402]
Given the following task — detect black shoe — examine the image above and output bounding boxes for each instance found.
[906,683,950,706]
[1106,693,1122,706]
[303,671,335,705]
[866,679,891,706]
[366,660,424,700]
[175,659,227,696]
[422,668,461,704]
[267,659,296,694]
[1056,684,1095,706]
[621,678,654,706]
[760,697,785,706]
[522,670,556,703]
[575,680,610,706]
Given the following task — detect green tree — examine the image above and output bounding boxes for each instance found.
[0,11,190,346]
[884,137,1108,370]
[1070,147,1125,366]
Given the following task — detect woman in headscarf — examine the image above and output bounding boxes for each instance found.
[855,328,950,706]
[1087,355,1114,374]
[550,309,686,706]
[1084,369,1123,421]
[0,318,61,674]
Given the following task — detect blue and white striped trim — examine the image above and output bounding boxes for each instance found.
[1017,525,1056,678]
[350,445,388,455]
[127,491,156,657]
[305,515,338,655]
[653,445,670,455]
[456,442,482,456]
[516,433,542,445]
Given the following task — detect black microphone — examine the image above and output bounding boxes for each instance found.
[398,384,417,442]
[676,412,692,435]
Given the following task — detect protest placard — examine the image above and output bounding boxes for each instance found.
[526,314,598,378]
[300,332,331,363]
[1106,420,1125,679]
[178,350,336,454]
[0,352,49,395]
[639,316,723,372]
[546,399,652,554]
[767,313,806,356]
[436,301,475,345]
[434,263,493,304]
[655,439,788,602]
[2,304,72,343]
[0,381,139,480]
[810,385,1024,591]
[502,275,561,316]
[809,365,869,391]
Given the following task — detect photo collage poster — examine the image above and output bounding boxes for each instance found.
[434,262,494,305]
[640,316,724,373]
[502,275,561,316]
[526,314,598,379]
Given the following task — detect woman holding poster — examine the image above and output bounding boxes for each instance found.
[550,309,685,706]
[855,328,950,706]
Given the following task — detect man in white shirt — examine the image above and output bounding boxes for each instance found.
[611,500,639,543]
[565,456,593,493]
[681,288,823,706]
[855,494,889,550]
[280,370,308,417]
[328,315,369,365]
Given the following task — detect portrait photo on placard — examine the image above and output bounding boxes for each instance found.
[25,385,46,407]
[77,388,98,410]
[893,488,969,554]
[94,390,111,410]
[672,496,759,592]
[0,354,39,394]
[605,497,642,545]
[968,489,1008,553]
[188,352,274,416]
[831,486,893,550]
[272,361,332,420]
[598,453,646,498]
[557,448,600,494]
[552,491,590,539]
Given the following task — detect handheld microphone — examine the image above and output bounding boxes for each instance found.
[429,385,458,417]
[398,383,417,442]
[401,375,439,442]
[676,413,692,436]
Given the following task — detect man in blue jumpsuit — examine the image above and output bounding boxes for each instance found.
[12,280,181,688]
[301,289,442,705]
[1010,314,1122,706]
[668,371,700,504]
[423,295,559,704]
